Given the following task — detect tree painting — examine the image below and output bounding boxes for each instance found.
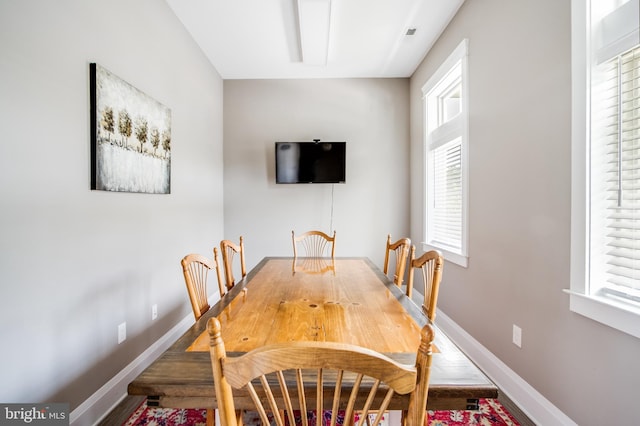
[162,130,171,159]
[100,107,114,141]
[150,127,160,155]
[118,110,132,148]
[91,63,171,194]
[134,117,149,153]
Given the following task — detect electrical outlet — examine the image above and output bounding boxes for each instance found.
[512,324,522,348]
[118,322,127,344]
[152,304,158,320]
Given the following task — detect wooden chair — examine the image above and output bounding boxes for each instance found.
[406,246,444,323]
[208,317,434,426]
[383,234,411,287]
[361,235,409,424]
[220,236,246,291]
[292,230,336,258]
[181,250,226,426]
[181,249,225,321]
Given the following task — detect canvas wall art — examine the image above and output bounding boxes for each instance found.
[90,63,171,194]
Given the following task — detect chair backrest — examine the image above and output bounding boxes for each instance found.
[180,249,224,321]
[406,246,444,323]
[220,236,246,290]
[292,230,336,258]
[208,317,434,426]
[383,234,411,287]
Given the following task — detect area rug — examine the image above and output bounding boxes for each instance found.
[124,398,520,425]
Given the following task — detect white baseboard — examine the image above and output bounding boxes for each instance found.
[69,314,194,426]
[436,310,577,426]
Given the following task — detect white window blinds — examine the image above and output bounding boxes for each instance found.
[590,45,640,301]
[569,0,640,339]
[430,137,462,250]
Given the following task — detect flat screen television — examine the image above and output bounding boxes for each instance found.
[275,141,346,184]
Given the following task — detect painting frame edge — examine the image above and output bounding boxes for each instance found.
[90,63,98,190]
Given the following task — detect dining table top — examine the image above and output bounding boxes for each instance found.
[128,257,497,411]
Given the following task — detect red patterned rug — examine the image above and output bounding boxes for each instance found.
[124,398,520,425]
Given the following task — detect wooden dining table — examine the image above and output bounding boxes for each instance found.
[128,257,497,411]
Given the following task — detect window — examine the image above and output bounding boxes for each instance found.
[570,0,640,338]
[423,39,469,267]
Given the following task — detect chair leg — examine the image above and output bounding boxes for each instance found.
[205,408,240,426]
[206,408,215,426]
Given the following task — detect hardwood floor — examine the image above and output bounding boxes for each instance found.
[97,395,145,426]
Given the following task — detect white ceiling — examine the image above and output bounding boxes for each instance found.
[165,0,465,80]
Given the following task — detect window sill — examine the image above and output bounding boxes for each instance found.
[564,289,640,339]
[421,242,468,268]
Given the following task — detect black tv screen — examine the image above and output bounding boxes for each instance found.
[275,141,346,184]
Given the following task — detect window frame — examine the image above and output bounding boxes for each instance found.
[422,39,469,268]
[569,0,640,339]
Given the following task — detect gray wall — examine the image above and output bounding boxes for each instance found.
[223,79,410,270]
[409,1,640,425]
[0,0,224,413]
